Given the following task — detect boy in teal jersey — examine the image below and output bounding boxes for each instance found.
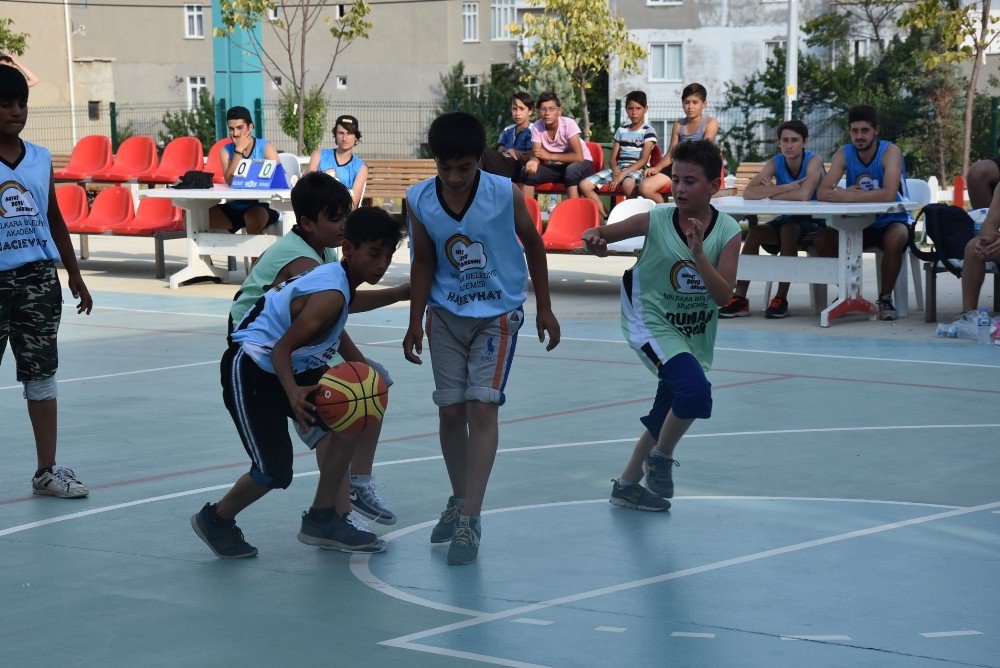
[583,140,741,511]
[0,65,94,498]
[403,112,560,564]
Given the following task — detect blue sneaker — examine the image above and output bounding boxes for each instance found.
[645,452,679,498]
[447,516,481,565]
[609,479,671,511]
[297,511,386,554]
[430,496,463,544]
[191,503,258,559]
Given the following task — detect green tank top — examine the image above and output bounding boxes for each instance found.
[620,205,741,373]
[229,230,339,326]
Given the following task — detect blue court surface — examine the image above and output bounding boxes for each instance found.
[1,279,998,667]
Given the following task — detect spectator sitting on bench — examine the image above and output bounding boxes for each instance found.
[520,92,594,200]
[638,83,719,203]
[210,106,281,235]
[580,90,656,218]
[480,91,534,183]
[814,105,911,321]
[720,120,827,319]
[306,114,368,208]
[961,171,1000,314]
[967,155,999,210]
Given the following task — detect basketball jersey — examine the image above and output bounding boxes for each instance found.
[843,140,910,228]
[678,115,713,143]
[773,150,821,200]
[318,150,365,189]
[224,138,272,211]
[621,205,741,374]
[231,262,351,374]
[0,140,59,271]
[406,170,527,318]
[229,228,339,325]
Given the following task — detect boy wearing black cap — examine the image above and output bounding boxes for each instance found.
[209,105,283,234]
[306,114,368,207]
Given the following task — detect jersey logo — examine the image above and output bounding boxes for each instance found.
[446,234,488,271]
[854,173,880,191]
[0,181,40,218]
[670,260,707,294]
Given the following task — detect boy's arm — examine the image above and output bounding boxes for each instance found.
[306,149,322,173]
[771,155,825,202]
[974,183,1000,258]
[685,221,741,306]
[581,212,651,257]
[270,290,345,429]
[743,160,787,200]
[816,148,847,201]
[702,117,720,144]
[46,172,92,314]
[648,124,679,174]
[264,142,280,162]
[403,204,435,364]
[221,147,238,184]
[337,330,364,363]
[525,141,543,174]
[351,165,369,206]
[352,282,410,312]
[512,186,559,350]
[609,142,622,175]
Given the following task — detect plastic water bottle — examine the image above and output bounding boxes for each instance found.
[936,324,957,338]
[977,308,991,345]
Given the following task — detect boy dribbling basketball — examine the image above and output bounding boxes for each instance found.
[582,140,740,510]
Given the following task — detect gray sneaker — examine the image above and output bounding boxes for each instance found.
[645,452,680,498]
[32,465,88,498]
[609,479,671,511]
[447,516,481,565]
[190,503,258,559]
[349,476,397,525]
[297,511,386,554]
[430,496,463,543]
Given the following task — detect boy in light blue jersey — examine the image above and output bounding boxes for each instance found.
[0,65,93,499]
[581,90,657,217]
[403,112,561,565]
[583,140,741,512]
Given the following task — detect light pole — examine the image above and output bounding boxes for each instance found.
[63,0,78,144]
[784,0,799,121]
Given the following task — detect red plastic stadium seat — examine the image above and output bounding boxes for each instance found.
[205,138,234,184]
[535,141,605,196]
[542,198,600,252]
[74,186,134,233]
[139,137,205,184]
[54,135,113,182]
[524,195,543,235]
[56,184,89,229]
[91,136,159,183]
[118,197,184,235]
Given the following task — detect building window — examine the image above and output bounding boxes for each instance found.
[764,40,786,63]
[649,43,683,81]
[336,4,347,19]
[491,0,516,41]
[337,76,348,90]
[87,101,101,121]
[463,75,481,96]
[851,38,884,63]
[184,4,204,39]
[267,6,279,21]
[463,3,479,42]
[647,0,683,5]
[187,76,207,109]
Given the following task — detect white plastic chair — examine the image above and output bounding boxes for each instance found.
[866,178,930,317]
[605,198,656,254]
[278,152,302,182]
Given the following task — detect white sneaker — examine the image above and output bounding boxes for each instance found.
[344,511,371,533]
[32,465,89,498]
[349,476,397,525]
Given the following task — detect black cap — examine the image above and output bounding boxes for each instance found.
[334,114,361,139]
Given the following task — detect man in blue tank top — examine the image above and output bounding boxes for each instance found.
[815,105,911,321]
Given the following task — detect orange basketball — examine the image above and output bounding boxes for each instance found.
[314,362,389,434]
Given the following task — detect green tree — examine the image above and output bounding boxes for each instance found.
[277,86,327,154]
[159,90,217,154]
[0,18,28,55]
[216,0,372,154]
[435,61,530,148]
[511,0,645,138]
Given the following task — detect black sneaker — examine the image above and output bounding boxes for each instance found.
[297,511,386,553]
[764,296,789,319]
[877,296,897,321]
[645,452,680,498]
[719,295,750,318]
[190,503,258,559]
[609,479,671,511]
[430,495,463,544]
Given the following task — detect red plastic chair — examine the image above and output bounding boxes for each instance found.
[54,135,113,182]
[535,141,605,196]
[139,137,205,184]
[119,198,187,278]
[524,196,543,235]
[205,138,234,184]
[56,185,89,229]
[74,186,135,233]
[91,136,159,182]
[542,198,600,251]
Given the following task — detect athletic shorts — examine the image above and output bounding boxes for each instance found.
[425,306,523,406]
[761,215,826,255]
[0,260,62,382]
[861,221,908,250]
[640,352,712,440]
[221,344,329,489]
[217,202,281,233]
[584,162,644,188]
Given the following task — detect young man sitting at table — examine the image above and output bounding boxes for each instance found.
[209,105,282,235]
[719,120,826,319]
[813,105,911,321]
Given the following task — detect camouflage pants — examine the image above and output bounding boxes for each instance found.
[0,261,62,382]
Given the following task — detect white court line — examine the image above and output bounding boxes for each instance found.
[919,630,983,638]
[0,361,218,391]
[378,498,1000,664]
[93,306,405,330]
[512,619,553,626]
[781,635,851,641]
[596,627,627,633]
[671,632,715,638]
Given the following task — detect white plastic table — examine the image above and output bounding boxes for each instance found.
[141,187,292,288]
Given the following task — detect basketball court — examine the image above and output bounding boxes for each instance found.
[1,250,998,667]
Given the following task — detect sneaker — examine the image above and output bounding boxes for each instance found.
[877,296,897,321]
[430,496,463,544]
[609,479,671,511]
[32,465,89,498]
[349,477,397,525]
[719,295,750,318]
[764,296,789,319]
[645,452,680,498]
[190,503,258,559]
[345,511,371,533]
[298,511,386,554]
[447,516,481,565]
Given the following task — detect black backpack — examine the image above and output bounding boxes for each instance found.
[171,170,214,189]
[907,203,976,277]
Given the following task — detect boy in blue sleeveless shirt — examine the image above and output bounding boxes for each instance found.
[721,120,827,319]
[815,105,911,320]
[0,65,93,498]
[403,112,560,565]
[583,141,741,511]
